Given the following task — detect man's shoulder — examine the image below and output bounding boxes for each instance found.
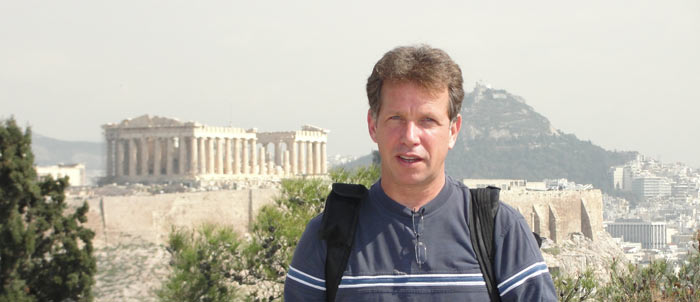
[497,200,526,220]
[301,213,325,242]
[288,213,327,278]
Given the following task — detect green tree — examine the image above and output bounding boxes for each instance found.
[241,165,380,301]
[0,119,96,302]
[156,224,243,302]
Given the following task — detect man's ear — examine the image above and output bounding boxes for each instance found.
[448,114,462,149]
[367,109,378,143]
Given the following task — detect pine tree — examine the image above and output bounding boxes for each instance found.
[0,118,96,302]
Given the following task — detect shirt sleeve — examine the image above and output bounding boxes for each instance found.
[492,202,558,301]
[284,214,327,302]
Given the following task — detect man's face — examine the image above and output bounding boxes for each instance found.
[368,80,461,189]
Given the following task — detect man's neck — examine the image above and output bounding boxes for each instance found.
[380,174,446,211]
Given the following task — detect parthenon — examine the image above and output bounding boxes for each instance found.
[102,115,329,184]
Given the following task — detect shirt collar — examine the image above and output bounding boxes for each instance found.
[370,175,455,219]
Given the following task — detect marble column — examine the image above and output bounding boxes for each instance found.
[297,141,305,175]
[284,150,291,176]
[242,139,249,174]
[198,137,206,174]
[268,160,275,176]
[139,137,148,176]
[116,139,124,177]
[165,137,173,176]
[224,138,232,174]
[190,136,198,175]
[306,141,314,175]
[233,138,241,174]
[153,138,161,176]
[250,139,257,174]
[200,138,207,174]
[321,142,327,174]
[178,136,186,175]
[215,138,223,174]
[290,140,298,175]
[106,139,114,177]
[274,141,282,166]
[313,141,320,175]
[207,138,214,174]
[127,139,137,177]
[259,146,267,175]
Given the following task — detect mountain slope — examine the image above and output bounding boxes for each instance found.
[447,83,635,192]
[31,133,104,171]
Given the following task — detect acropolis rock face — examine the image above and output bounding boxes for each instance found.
[102,115,329,185]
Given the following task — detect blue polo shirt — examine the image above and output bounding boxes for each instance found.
[284,176,557,301]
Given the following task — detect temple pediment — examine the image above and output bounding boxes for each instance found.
[115,115,185,128]
[301,124,329,133]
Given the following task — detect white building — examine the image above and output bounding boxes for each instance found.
[612,166,634,191]
[632,176,672,200]
[35,163,87,187]
[606,219,667,249]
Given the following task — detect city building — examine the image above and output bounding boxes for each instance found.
[35,163,87,186]
[632,176,672,200]
[612,166,634,191]
[606,219,667,249]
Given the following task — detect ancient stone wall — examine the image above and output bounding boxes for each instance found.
[71,188,278,247]
[501,190,604,243]
[71,186,605,247]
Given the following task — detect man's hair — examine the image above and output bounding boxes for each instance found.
[366,45,464,121]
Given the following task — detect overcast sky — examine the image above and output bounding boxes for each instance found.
[2,1,699,167]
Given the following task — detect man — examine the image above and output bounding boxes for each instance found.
[284,45,557,301]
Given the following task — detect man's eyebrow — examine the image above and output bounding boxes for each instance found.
[383,109,403,116]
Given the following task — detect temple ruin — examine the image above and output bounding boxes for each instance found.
[463,179,604,243]
[102,115,329,185]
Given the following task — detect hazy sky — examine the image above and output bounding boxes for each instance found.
[2,1,699,167]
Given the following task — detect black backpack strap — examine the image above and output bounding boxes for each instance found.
[533,232,543,247]
[468,186,502,302]
[318,183,368,302]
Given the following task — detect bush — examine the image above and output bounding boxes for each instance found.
[159,165,380,301]
[156,224,243,302]
[552,269,596,302]
[552,230,700,302]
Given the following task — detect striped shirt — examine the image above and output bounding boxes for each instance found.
[284,176,557,301]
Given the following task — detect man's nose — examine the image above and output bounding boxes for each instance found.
[400,122,420,145]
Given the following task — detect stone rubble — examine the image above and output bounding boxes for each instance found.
[542,231,628,283]
[93,233,170,302]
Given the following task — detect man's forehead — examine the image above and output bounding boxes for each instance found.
[378,80,450,114]
[382,79,448,96]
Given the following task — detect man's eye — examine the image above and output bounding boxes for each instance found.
[389,116,401,120]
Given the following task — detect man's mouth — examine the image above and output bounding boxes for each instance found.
[398,155,421,163]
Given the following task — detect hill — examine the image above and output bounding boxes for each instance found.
[32,133,104,172]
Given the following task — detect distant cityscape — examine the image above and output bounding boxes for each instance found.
[605,155,700,264]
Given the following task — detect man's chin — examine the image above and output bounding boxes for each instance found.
[389,174,430,187]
